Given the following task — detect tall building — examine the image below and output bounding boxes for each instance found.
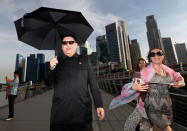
[15,54,26,83]
[21,58,26,82]
[96,35,109,63]
[146,15,164,51]
[174,43,187,63]
[37,54,45,81]
[162,37,177,65]
[26,54,38,82]
[130,39,142,69]
[80,45,88,56]
[80,41,93,56]
[88,52,98,66]
[105,20,132,70]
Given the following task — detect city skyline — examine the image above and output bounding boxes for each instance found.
[1,0,187,82]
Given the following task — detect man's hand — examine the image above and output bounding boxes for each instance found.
[97,108,104,120]
[50,57,58,70]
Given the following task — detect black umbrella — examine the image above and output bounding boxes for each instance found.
[14,7,94,50]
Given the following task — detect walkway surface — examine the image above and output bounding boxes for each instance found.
[0,89,185,131]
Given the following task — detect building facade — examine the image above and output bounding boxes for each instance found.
[15,54,26,83]
[146,15,164,51]
[130,39,142,70]
[37,54,45,81]
[174,43,187,63]
[96,35,109,63]
[26,54,38,82]
[162,37,177,65]
[105,20,132,70]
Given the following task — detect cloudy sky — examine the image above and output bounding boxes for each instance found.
[0,0,187,83]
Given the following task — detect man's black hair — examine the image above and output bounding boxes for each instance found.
[62,34,77,42]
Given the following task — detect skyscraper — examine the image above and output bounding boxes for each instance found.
[96,35,109,63]
[105,20,132,70]
[130,39,142,69]
[80,41,93,56]
[146,15,164,51]
[37,54,45,81]
[162,37,177,65]
[79,46,87,56]
[15,54,26,83]
[174,43,187,63]
[26,54,38,82]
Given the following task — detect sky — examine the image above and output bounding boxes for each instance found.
[0,0,187,83]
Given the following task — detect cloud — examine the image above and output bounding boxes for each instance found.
[41,0,123,35]
[162,18,187,43]
[0,31,17,45]
[0,0,17,15]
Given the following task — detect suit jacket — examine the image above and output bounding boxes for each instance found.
[46,54,103,126]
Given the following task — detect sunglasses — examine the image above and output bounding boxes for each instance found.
[62,41,75,45]
[149,51,163,57]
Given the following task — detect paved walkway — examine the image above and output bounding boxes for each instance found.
[0,89,134,131]
[0,89,185,131]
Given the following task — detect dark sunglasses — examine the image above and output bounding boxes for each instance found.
[62,41,75,45]
[149,51,163,57]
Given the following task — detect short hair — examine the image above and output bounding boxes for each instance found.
[62,34,77,42]
[147,47,165,63]
[14,71,19,75]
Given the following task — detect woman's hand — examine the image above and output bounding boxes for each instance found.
[170,77,185,88]
[132,78,149,92]
[50,57,58,70]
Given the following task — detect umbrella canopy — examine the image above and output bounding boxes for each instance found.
[14,7,94,50]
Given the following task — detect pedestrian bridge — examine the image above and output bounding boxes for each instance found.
[0,85,186,131]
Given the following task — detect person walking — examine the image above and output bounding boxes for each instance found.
[46,34,105,131]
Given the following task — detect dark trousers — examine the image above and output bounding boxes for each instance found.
[8,95,17,118]
[50,123,93,131]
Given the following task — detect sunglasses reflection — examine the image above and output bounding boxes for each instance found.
[62,41,76,45]
[149,51,163,57]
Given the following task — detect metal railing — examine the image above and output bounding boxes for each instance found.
[170,93,187,128]
[0,82,51,107]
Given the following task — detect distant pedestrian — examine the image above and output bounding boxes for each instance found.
[5,71,19,120]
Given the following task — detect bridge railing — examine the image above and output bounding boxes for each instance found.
[170,93,187,128]
[0,82,51,105]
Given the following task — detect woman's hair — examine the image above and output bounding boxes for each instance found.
[147,47,165,63]
[134,58,147,71]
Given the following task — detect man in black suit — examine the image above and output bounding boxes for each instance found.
[48,34,105,131]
